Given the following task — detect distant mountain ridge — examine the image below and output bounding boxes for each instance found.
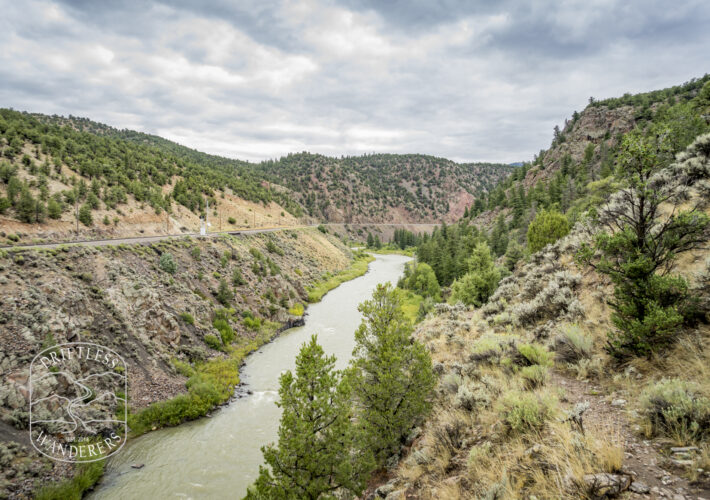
[32,114,514,223]
[0,111,513,243]
[254,152,513,223]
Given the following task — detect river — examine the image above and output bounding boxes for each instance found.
[89,253,411,500]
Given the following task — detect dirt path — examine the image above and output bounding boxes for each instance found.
[552,372,710,499]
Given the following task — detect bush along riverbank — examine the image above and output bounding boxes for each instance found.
[306,250,375,302]
[0,228,359,499]
[131,250,377,435]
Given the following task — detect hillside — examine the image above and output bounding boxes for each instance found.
[414,75,710,294]
[467,74,710,237]
[0,111,511,244]
[0,110,306,244]
[255,153,513,223]
[373,77,710,498]
[0,228,355,498]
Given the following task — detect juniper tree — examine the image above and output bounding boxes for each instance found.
[347,283,435,464]
[17,188,37,223]
[578,131,710,358]
[216,278,233,305]
[246,336,372,500]
[450,241,501,307]
[78,203,93,226]
[527,209,569,253]
[400,262,440,301]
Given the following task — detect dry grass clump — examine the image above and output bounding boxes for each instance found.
[515,343,554,367]
[497,390,558,434]
[520,365,549,389]
[553,324,593,363]
[463,420,623,498]
[640,378,710,444]
[688,444,710,482]
[469,334,510,363]
[399,309,625,499]
[568,356,605,381]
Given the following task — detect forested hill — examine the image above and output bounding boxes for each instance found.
[24,112,305,216]
[0,110,512,242]
[255,153,513,223]
[471,74,710,231]
[414,74,710,292]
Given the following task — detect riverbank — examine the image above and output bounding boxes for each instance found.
[365,246,415,256]
[307,251,375,302]
[32,246,378,500]
[87,253,412,500]
[0,228,356,499]
[126,251,376,438]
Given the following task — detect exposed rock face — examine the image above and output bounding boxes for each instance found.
[583,472,632,498]
[524,105,638,191]
[0,228,351,498]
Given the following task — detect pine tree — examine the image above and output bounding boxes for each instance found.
[17,188,36,223]
[34,200,46,223]
[247,336,372,500]
[348,284,435,464]
[504,240,525,271]
[366,232,374,248]
[78,203,93,226]
[87,191,100,210]
[450,242,501,306]
[578,131,710,358]
[490,214,508,256]
[7,176,21,206]
[47,197,62,219]
[216,278,233,305]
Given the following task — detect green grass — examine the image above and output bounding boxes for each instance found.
[306,254,375,303]
[128,325,278,437]
[397,289,424,324]
[288,303,305,316]
[35,459,104,500]
[366,246,415,256]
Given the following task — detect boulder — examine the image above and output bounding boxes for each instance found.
[583,472,631,498]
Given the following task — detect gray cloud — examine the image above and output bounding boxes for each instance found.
[0,0,708,163]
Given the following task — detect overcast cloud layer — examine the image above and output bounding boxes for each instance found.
[0,0,708,163]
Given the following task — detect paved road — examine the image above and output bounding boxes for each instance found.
[1,222,441,250]
[1,226,312,250]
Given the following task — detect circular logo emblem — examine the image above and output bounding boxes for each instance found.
[29,342,127,463]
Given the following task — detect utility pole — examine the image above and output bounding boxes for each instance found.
[75,197,79,240]
[200,198,209,236]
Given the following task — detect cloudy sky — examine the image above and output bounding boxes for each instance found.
[0,1,708,163]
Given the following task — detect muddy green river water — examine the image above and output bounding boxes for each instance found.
[89,253,411,500]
